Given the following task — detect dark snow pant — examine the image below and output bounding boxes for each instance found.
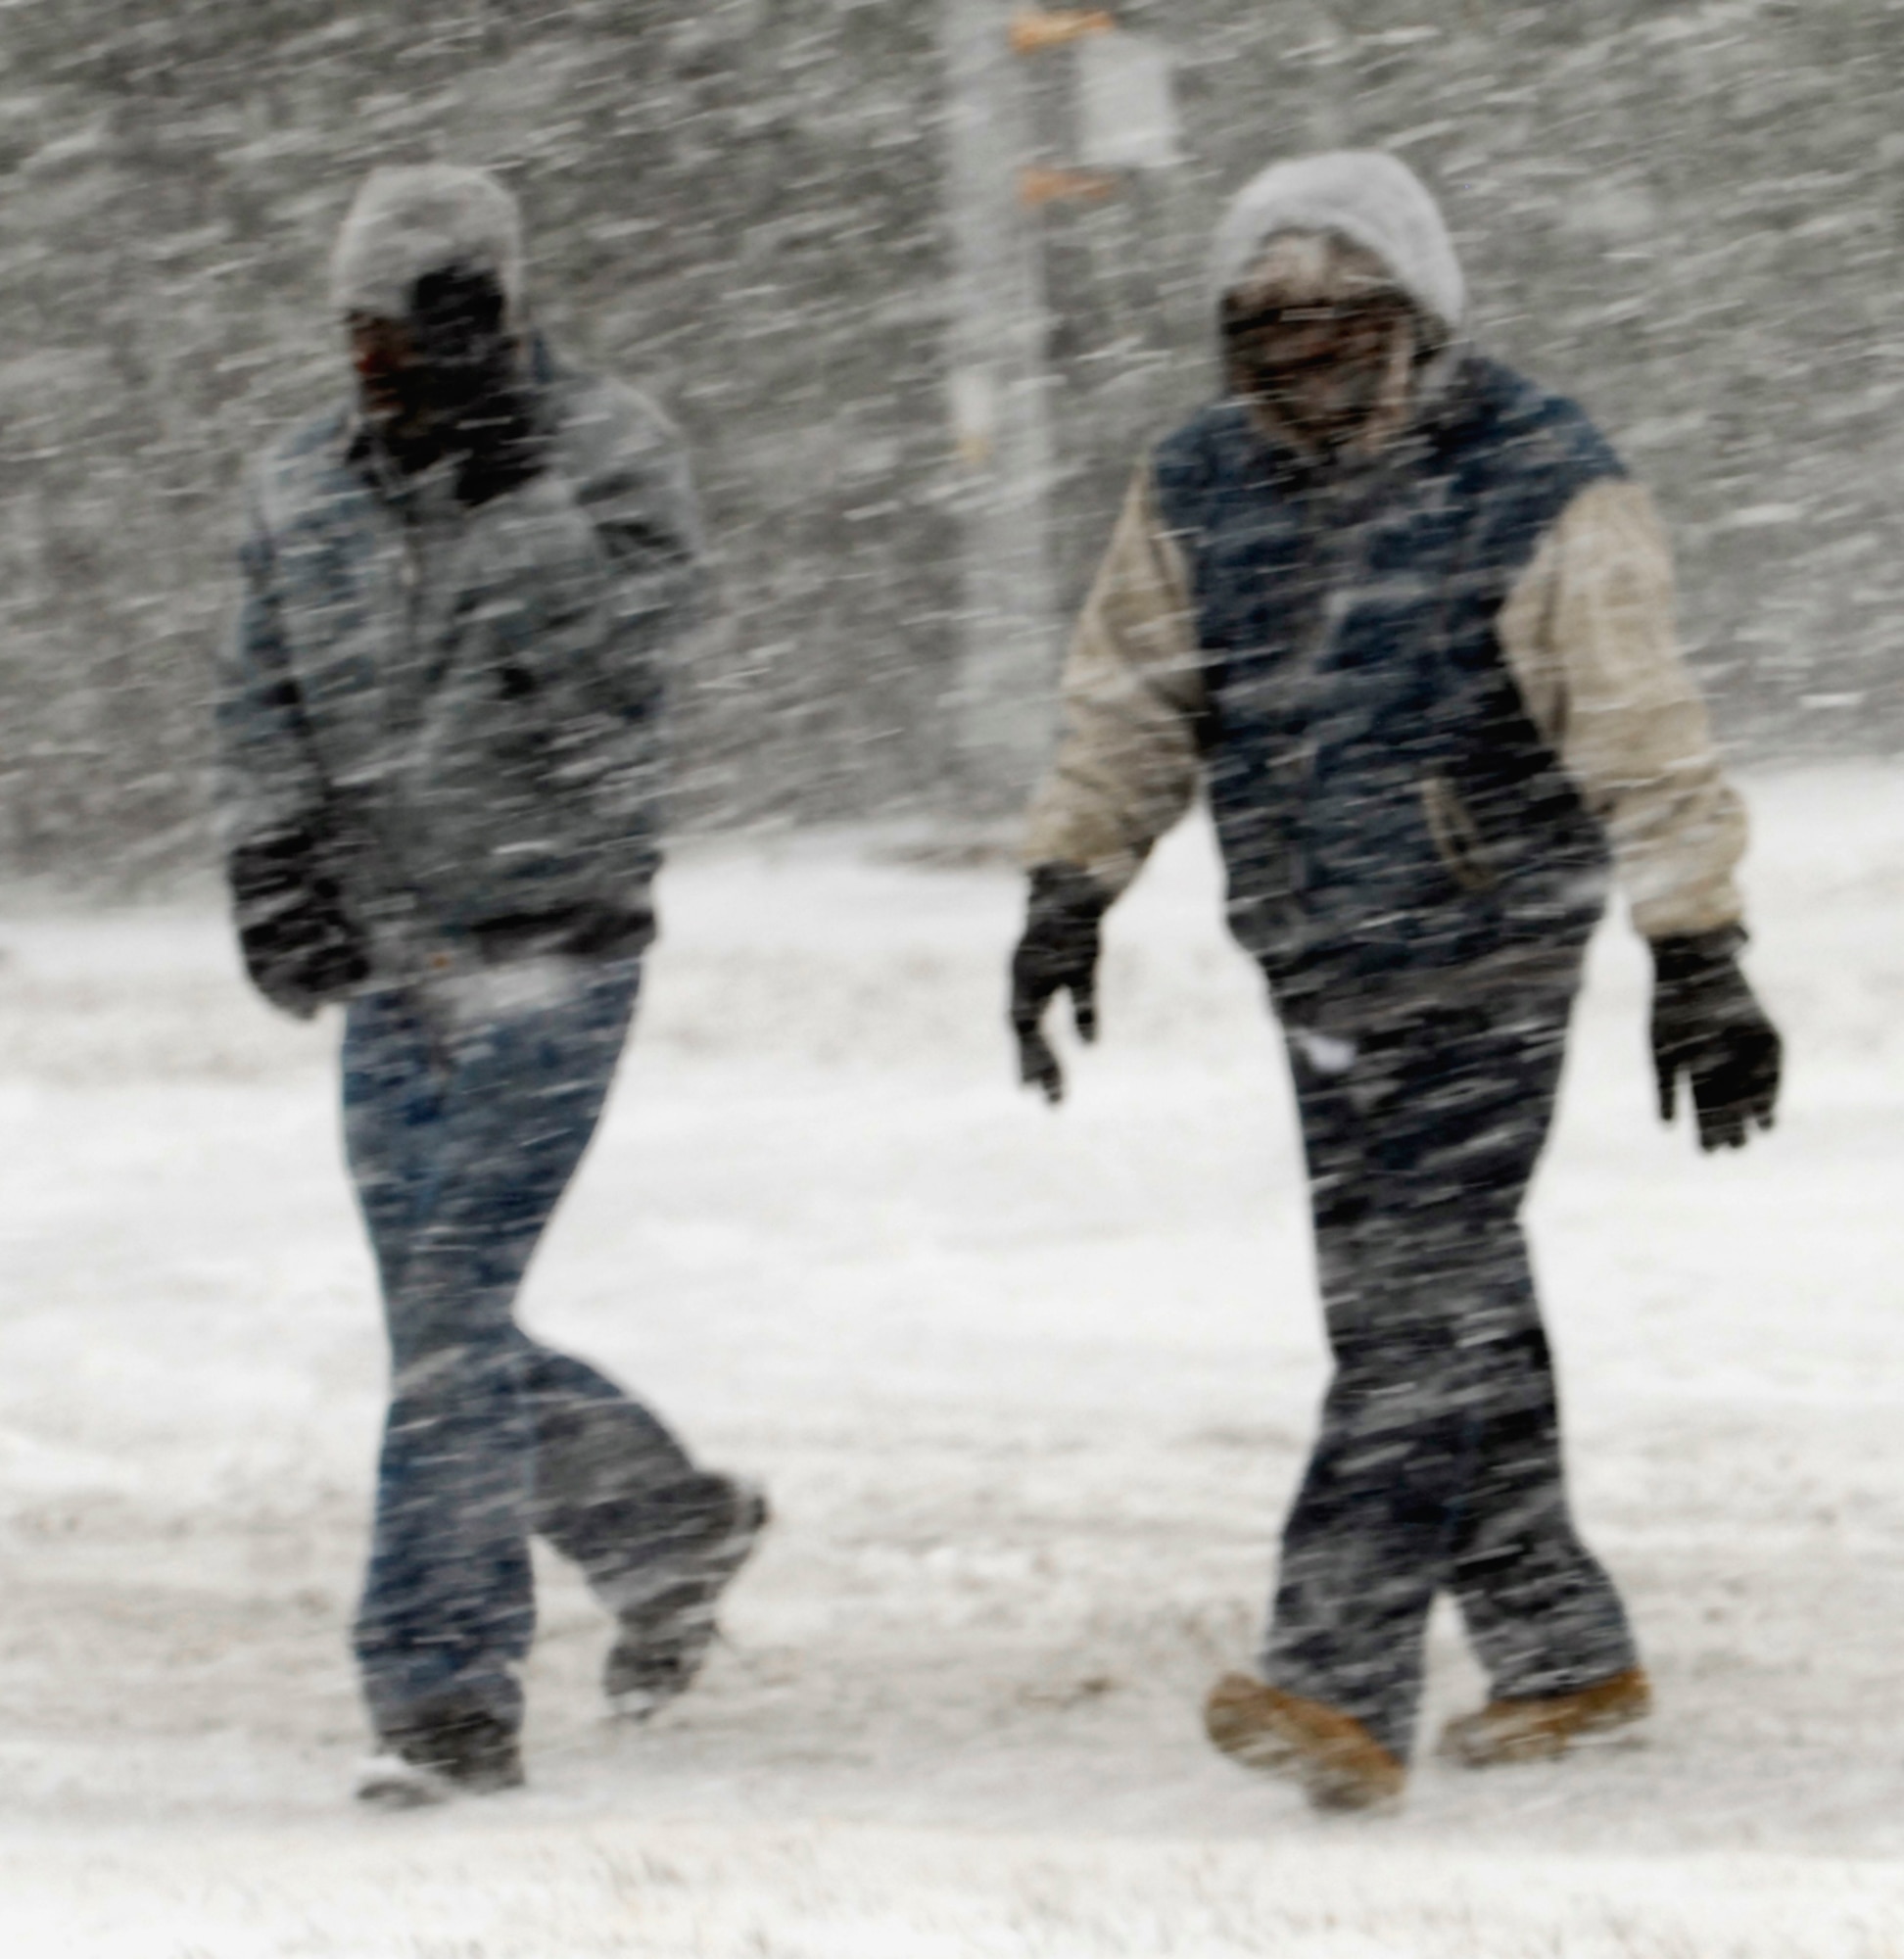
[343,959,718,1739]
[1263,984,1639,1764]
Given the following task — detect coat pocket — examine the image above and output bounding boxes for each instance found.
[1420,772,1499,893]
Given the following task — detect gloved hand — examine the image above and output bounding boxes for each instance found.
[407,262,547,508]
[1649,928,1782,1151]
[1009,863,1109,1104]
[228,829,371,1019]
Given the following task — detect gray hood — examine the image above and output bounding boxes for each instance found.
[330,164,526,324]
[1209,151,1465,336]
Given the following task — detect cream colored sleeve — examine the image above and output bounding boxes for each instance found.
[1022,464,1207,896]
[1497,479,1747,938]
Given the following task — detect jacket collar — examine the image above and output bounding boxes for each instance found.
[1225,341,1487,496]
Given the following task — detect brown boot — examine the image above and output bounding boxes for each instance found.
[1203,1672,1405,1812]
[1438,1664,1651,1768]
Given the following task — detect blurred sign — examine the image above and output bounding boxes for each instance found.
[949,364,997,467]
[1076,30,1179,170]
[1008,9,1114,55]
[1020,166,1118,208]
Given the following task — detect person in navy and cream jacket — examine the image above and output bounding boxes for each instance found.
[1008,151,1781,1811]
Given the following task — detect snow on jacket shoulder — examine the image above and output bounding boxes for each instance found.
[1022,450,1746,943]
[214,352,702,980]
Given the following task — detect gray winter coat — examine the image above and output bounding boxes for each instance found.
[214,344,700,982]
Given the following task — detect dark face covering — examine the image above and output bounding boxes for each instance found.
[347,263,544,503]
[1222,292,1417,459]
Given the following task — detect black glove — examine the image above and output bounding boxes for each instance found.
[1649,928,1782,1151]
[1010,863,1109,1105]
[407,262,547,508]
[228,829,371,1019]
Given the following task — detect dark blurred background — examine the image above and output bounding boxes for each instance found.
[1,0,1897,885]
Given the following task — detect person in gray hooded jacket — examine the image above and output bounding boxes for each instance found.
[1009,152,1782,1810]
[215,166,764,1805]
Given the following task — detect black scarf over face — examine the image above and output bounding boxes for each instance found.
[367,262,547,504]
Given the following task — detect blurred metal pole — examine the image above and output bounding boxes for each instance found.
[940,0,1062,812]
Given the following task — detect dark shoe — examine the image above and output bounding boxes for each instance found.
[1204,1671,1405,1813]
[603,1476,769,1719]
[355,1703,525,1809]
[1438,1664,1651,1767]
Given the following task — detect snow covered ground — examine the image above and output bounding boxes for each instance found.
[1,767,1902,1956]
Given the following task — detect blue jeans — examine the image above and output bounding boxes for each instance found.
[1264,988,1639,1762]
[342,959,713,1737]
